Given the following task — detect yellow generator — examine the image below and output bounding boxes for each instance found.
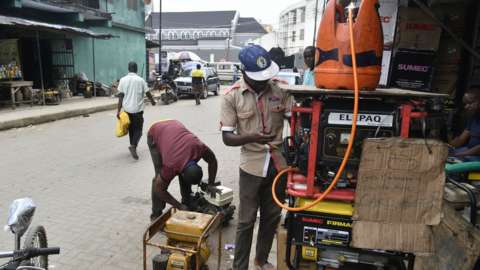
[285,198,411,269]
[143,209,223,270]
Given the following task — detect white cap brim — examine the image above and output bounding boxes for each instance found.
[244,61,280,81]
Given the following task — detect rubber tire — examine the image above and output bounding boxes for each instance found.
[21,225,48,269]
[214,84,220,96]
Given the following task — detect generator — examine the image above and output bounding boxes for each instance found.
[280,87,448,270]
[143,209,224,270]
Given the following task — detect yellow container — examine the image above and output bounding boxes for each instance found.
[296,198,354,216]
[165,210,213,243]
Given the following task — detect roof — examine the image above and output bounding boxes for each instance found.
[236,17,267,34]
[147,11,237,29]
[0,15,112,38]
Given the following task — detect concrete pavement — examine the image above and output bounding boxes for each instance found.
[0,89,279,270]
[0,97,117,131]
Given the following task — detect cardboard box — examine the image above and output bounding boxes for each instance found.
[414,205,480,270]
[395,7,442,51]
[277,226,317,270]
[431,65,458,95]
[391,50,436,91]
[351,138,448,254]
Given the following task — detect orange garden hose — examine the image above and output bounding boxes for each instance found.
[272,4,360,212]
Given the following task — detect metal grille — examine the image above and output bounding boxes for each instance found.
[50,39,75,88]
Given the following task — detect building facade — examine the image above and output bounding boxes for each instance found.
[145,11,266,63]
[278,0,326,55]
[0,0,147,88]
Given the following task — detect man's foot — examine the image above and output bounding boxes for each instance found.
[254,260,275,270]
[128,146,139,160]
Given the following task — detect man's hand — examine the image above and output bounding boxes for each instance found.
[206,184,220,197]
[249,132,276,144]
[177,204,189,211]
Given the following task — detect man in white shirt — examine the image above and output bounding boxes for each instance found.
[117,61,156,160]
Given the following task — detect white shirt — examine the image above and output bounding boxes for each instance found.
[118,72,149,113]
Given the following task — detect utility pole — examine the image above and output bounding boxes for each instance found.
[158,0,162,74]
[313,0,319,46]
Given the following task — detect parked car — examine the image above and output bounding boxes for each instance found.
[275,71,302,85]
[211,61,242,83]
[174,66,220,98]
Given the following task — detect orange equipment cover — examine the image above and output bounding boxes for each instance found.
[314,0,383,90]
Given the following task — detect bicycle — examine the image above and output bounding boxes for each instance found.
[0,198,60,270]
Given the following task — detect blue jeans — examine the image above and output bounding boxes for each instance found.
[449,146,480,162]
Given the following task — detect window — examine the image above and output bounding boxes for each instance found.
[127,0,137,10]
[300,8,306,23]
[300,29,304,41]
[292,10,297,24]
[292,31,296,42]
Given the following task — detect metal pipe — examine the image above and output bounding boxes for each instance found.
[91,38,96,97]
[36,31,45,105]
[158,0,162,74]
[313,0,319,46]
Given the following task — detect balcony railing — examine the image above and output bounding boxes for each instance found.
[41,0,101,10]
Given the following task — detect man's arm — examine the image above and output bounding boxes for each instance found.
[222,131,276,146]
[146,91,156,106]
[454,145,480,157]
[450,130,470,148]
[154,175,185,209]
[117,92,124,119]
[201,147,218,185]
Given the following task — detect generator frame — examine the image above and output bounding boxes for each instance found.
[281,85,448,270]
[142,208,224,270]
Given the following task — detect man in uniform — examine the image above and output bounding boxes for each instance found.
[191,64,206,105]
[220,45,292,270]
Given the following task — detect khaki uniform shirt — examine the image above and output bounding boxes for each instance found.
[220,79,293,177]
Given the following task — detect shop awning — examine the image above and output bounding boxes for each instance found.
[0,15,113,39]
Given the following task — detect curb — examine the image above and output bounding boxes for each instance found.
[0,103,117,131]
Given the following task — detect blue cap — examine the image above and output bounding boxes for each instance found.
[239,45,279,81]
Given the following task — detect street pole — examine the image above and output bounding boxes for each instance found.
[313,0,319,46]
[158,0,162,74]
[35,31,45,105]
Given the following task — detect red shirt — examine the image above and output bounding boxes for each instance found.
[148,120,207,183]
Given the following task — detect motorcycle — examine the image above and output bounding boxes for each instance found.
[0,198,60,270]
[150,74,178,105]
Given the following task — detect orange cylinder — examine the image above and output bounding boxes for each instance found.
[314,0,383,90]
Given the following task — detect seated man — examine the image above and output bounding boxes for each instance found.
[450,87,480,161]
[148,119,218,220]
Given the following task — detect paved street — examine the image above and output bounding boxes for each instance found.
[0,88,277,269]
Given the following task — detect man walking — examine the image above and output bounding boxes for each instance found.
[148,119,218,220]
[220,45,292,270]
[191,64,206,105]
[117,61,156,160]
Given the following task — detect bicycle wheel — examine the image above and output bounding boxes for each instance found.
[21,225,48,269]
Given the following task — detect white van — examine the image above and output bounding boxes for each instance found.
[212,62,242,83]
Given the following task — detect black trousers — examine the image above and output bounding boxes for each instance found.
[147,135,192,220]
[127,111,144,147]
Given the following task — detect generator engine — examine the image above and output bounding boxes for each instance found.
[286,95,446,193]
[282,90,448,269]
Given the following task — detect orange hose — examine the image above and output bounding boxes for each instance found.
[272,5,360,212]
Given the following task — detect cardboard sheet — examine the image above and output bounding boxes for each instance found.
[352,138,448,253]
